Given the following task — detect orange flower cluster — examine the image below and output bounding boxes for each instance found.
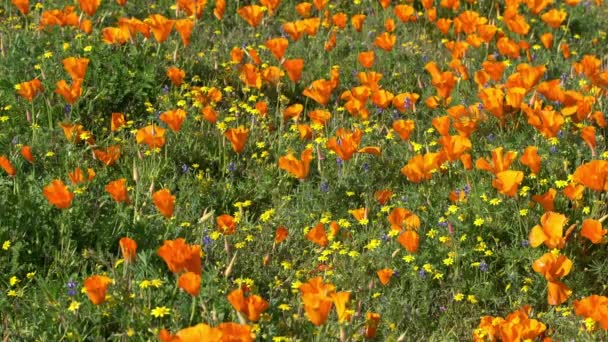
[473,306,546,342]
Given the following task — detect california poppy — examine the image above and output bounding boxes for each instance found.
[77,0,100,16]
[581,219,607,244]
[239,63,262,88]
[101,27,131,45]
[160,109,187,132]
[167,67,186,87]
[178,272,201,296]
[105,178,129,204]
[572,160,608,192]
[62,57,89,81]
[43,180,74,209]
[111,112,125,132]
[55,79,83,104]
[83,275,112,305]
[532,188,556,212]
[217,322,253,342]
[176,0,205,19]
[145,14,174,43]
[278,148,313,179]
[532,252,573,305]
[438,135,471,161]
[303,79,334,106]
[165,323,222,342]
[374,189,393,205]
[136,125,166,149]
[237,5,265,28]
[492,170,524,197]
[476,147,518,175]
[282,59,304,83]
[68,167,87,185]
[397,230,419,253]
[225,126,249,154]
[306,223,328,247]
[119,237,137,262]
[425,62,456,100]
[20,146,34,164]
[0,156,16,177]
[16,79,44,102]
[394,4,416,22]
[227,288,269,322]
[275,226,289,243]
[152,188,175,218]
[299,277,335,326]
[529,211,568,249]
[401,153,443,183]
[266,37,289,61]
[520,146,541,174]
[573,295,608,330]
[175,19,194,47]
[93,145,121,166]
[217,214,237,235]
[157,238,202,275]
[541,8,567,29]
[12,0,29,15]
[374,32,396,51]
[377,268,394,285]
[326,128,363,161]
[365,312,381,339]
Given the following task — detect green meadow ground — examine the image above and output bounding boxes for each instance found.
[1,0,608,340]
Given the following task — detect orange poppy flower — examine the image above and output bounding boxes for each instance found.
[529,211,569,249]
[520,146,541,174]
[77,0,101,16]
[299,277,335,326]
[303,79,334,106]
[563,183,585,202]
[424,62,456,99]
[160,109,187,132]
[101,27,131,44]
[217,214,237,235]
[580,126,596,151]
[275,226,289,243]
[532,253,572,305]
[105,178,129,204]
[356,51,375,69]
[432,115,451,136]
[365,312,381,339]
[278,148,313,179]
[213,0,225,19]
[401,152,443,183]
[374,189,393,205]
[176,0,205,19]
[225,126,249,154]
[539,32,554,49]
[374,32,396,51]
[145,14,174,43]
[541,8,567,29]
[306,223,328,247]
[239,63,262,89]
[55,79,82,104]
[394,4,416,22]
[297,124,313,140]
[227,288,269,322]
[217,323,253,342]
[282,58,304,83]
[119,237,137,262]
[532,188,556,212]
[43,180,74,209]
[438,135,471,161]
[164,323,222,342]
[68,167,86,185]
[572,160,608,192]
[93,145,121,166]
[110,112,125,132]
[330,291,351,323]
[476,147,518,175]
[573,295,608,330]
[157,238,202,275]
[326,126,360,159]
[237,5,265,28]
[581,219,607,244]
[388,208,420,231]
[83,275,112,305]
[62,57,89,81]
[178,272,201,296]
[265,37,289,61]
[136,125,166,149]
[175,19,194,46]
[492,170,524,197]
[397,230,419,253]
[20,146,34,164]
[201,106,218,123]
[153,189,175,218]
[16,79,44,102]
[350,13,366,32]
[283,103,303,121]
[12,0,29,14]
[496,37,520,58]
[478,87,504,120]
[0,156,16,177]
[118,17,150,38]
[377,268,394,285]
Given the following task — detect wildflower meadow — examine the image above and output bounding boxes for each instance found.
[1,0,608,340]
